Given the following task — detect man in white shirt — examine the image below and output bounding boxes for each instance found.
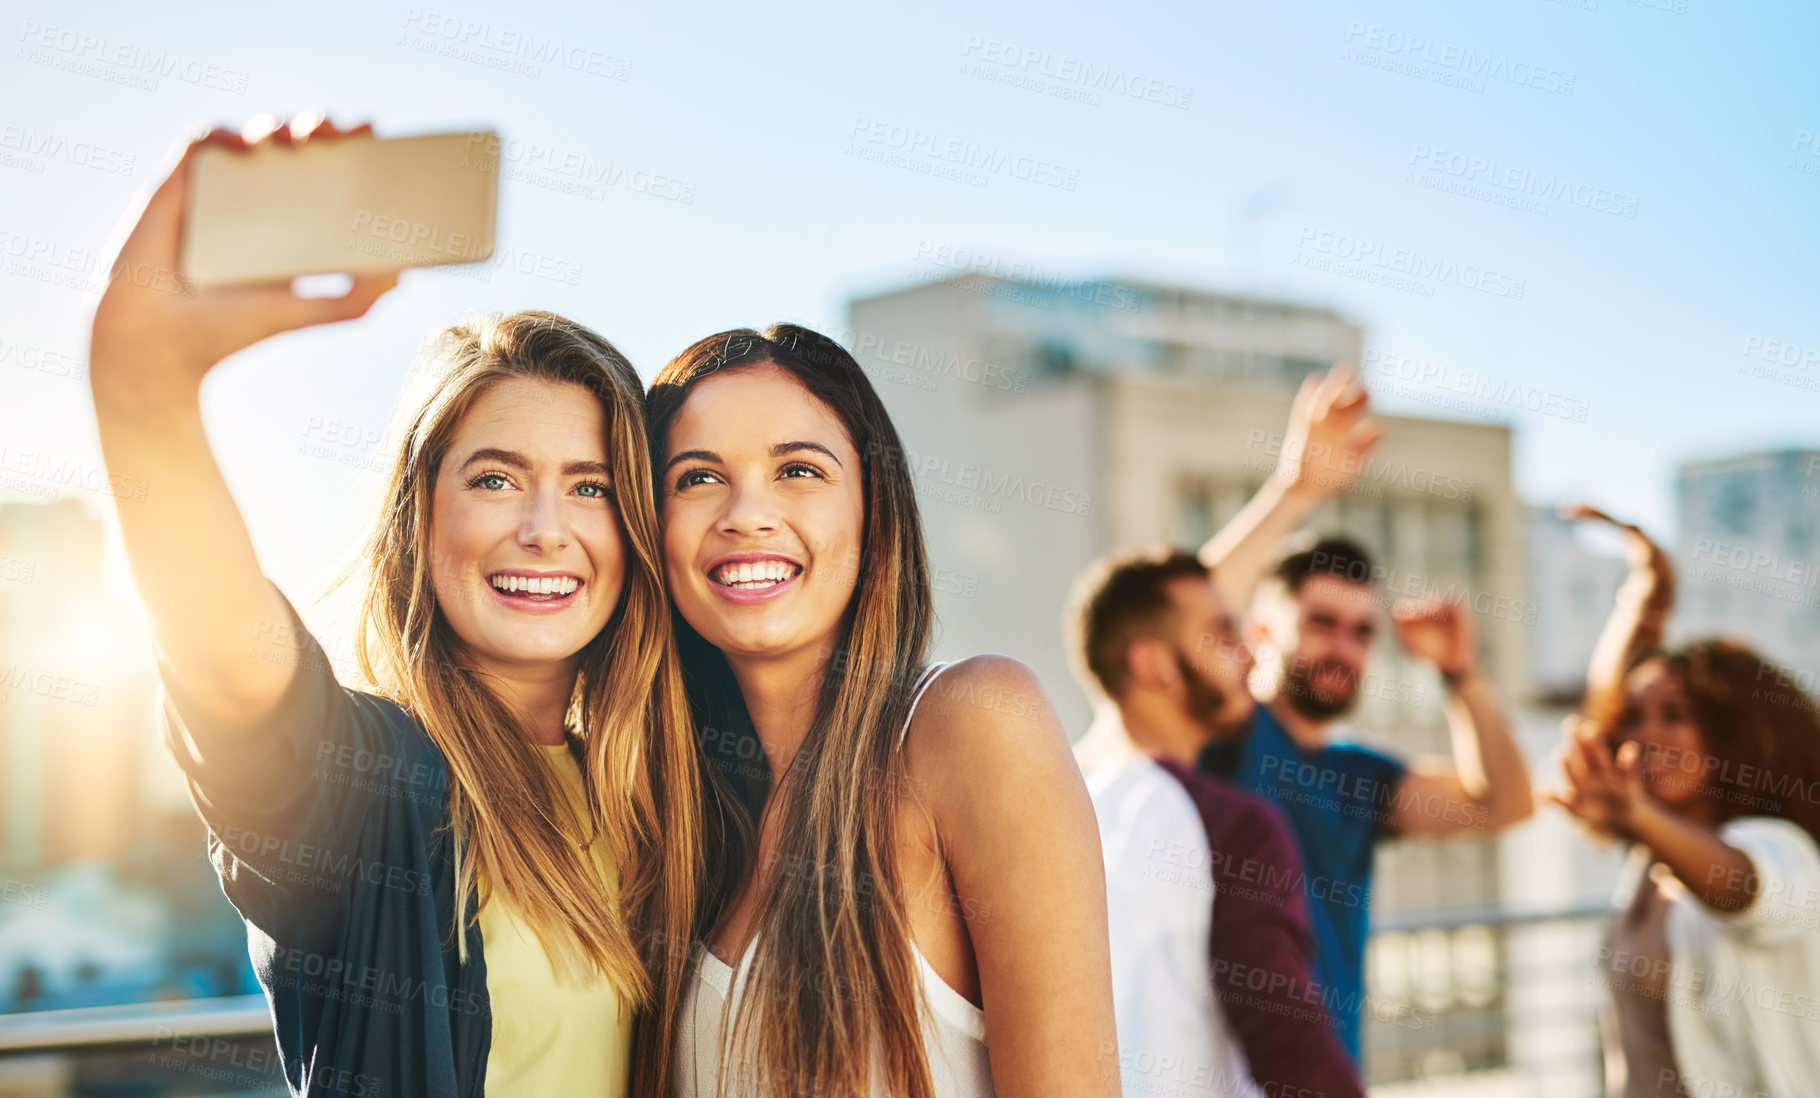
[1071,549,1365,1098]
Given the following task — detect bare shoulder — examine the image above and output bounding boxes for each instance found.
[904,654,1074,798]
[910,654,1062,739]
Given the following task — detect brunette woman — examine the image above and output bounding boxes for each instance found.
[1548,504,1820,1098]
[647,326,1118,1097]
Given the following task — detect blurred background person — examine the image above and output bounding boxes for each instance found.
[1547,505,1820,1098]
[1194,367,1536,1061]
[1072,547,1363,1098]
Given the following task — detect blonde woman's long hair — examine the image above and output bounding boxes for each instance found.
[326,310,701,1092]
[646,325,938,1098]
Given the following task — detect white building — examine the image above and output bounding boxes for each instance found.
[1673,449,1820,676]
[847,274,1525,739]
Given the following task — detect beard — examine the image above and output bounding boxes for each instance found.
[1173,653,1250,738]
[1174,652,1227,721]
[1280,657,1359,721]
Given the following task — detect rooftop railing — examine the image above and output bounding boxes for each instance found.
[1,903,1620,1097]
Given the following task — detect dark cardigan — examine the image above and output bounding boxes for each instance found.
[159,582,490,1097]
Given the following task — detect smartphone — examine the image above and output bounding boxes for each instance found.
[182,130,500,288]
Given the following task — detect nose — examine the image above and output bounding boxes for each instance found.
[516,483,572,551]
[1334,631,1372,669]
[719,475,780,537]
[1635,718,1670,758]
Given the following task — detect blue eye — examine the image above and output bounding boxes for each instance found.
[468,472,510,491]
[576,479,613,499]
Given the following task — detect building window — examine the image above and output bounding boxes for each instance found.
[1034,338,1077,378]
[1174,474,1216,546]
[1714,476,1758,536]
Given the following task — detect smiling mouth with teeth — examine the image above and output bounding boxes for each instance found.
[712,560,802,589]
[488,573,581,600]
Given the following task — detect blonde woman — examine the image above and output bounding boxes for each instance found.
[89,118,700,1096]
[648,326,1118,1097]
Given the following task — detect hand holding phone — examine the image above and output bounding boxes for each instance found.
[91,116,403,394]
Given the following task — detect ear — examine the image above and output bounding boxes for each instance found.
[1124,635,1177,694]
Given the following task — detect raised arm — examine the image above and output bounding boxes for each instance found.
[1387,596,1534,837]
[90,117,396,729]
[1560,503,1676,736]
[917,656,1119,1098]
[1197,365,1383,610]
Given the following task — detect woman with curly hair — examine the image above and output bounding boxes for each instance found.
[1548,505,1820,1098]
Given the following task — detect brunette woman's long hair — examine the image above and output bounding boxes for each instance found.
[1619,638,1820,844]
[646,325,939,1097]
[323,310,701,1093]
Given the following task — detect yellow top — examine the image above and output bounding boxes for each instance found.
[479,742,631,1098]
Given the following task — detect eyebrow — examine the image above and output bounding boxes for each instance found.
[662,441,844,474]
[664,448,718,473]
[774,441,843,467]
[459,448,610,477]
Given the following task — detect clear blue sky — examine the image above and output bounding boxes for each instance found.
[3,0,1816,607]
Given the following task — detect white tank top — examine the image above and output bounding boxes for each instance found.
[673,660,995,1097]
